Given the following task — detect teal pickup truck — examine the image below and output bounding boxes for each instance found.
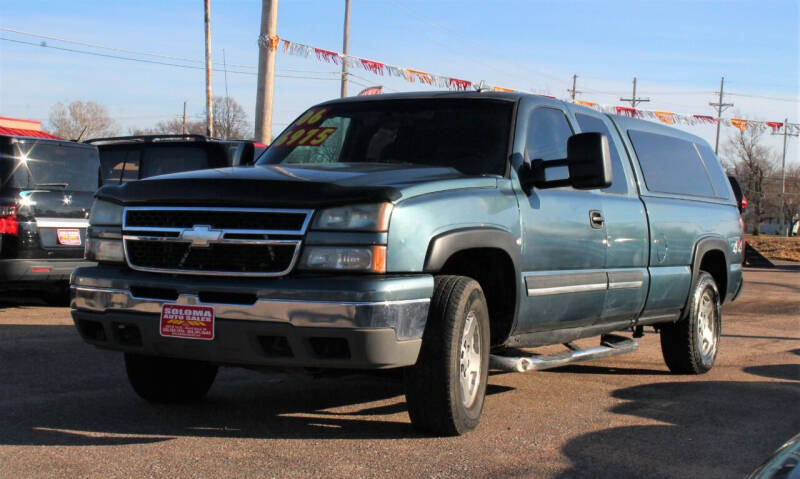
[71,92,744,436]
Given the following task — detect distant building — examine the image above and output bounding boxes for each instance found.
[0,116,61,139]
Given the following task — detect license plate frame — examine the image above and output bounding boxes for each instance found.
[160,304,215,340]
[56,228,82,246]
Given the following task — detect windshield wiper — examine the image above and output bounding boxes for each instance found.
[34,182,69,189]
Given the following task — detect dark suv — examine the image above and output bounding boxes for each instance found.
[87,135,263,185]
[1,134,100,297]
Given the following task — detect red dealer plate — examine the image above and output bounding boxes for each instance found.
[57,228,81,246]
[160,304,215,340]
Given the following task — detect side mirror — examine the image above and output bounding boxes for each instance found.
[519,132,613,193]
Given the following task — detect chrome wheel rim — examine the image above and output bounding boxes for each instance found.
[696,289,718,360]
[459,310,482,408]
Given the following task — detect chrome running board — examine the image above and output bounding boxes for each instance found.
[489,334,638,373]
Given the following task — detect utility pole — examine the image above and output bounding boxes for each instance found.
[340,0,351,98]
[772,118,799,235]
[620,77,649,108]
[182,101,187,134]
[255,0,279,144]
[709,76,733,154]
[567,74,581,101]
[204,0,214,137]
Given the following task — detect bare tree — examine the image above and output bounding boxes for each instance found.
[723,122,778,235]
[48,101,118,140]
[129,97,250,139]
[212,96,251,139]
[129,119,204,136]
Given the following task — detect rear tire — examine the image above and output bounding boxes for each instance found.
[404,276,490,436]
[659,271,721,374]
[125,353,218,403]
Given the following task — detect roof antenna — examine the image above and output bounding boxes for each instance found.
[473,80,489,92]
[74,126,88,143]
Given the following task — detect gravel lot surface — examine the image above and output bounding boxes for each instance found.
[1,265,798,478]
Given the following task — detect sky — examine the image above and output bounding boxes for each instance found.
[0,0,798,165]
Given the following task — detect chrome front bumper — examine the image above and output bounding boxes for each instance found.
[72,285,429,340]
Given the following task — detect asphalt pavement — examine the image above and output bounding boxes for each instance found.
[0,265,798,478]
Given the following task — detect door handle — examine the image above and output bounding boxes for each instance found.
[589,210,605,229]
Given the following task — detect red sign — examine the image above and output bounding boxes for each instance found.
[160,304,215,340]
[57,228,81,246]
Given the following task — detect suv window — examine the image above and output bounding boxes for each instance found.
[99,145,213,184]
[140,146,209,178]
[695,142,732,199]
[575,113,627,194]
[1,140,99,192]
[260,99,514,176]
[628,130,715,197]
[100,150,140,184]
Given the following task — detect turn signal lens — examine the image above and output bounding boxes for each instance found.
[299,245,386,273]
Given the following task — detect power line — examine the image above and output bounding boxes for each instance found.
[726,92,799,103]
[0,26,257,69]
[0,37,341,81]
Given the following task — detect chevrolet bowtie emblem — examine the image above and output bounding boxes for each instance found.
[180,225,223,248]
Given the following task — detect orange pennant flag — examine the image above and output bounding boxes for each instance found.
[405,69,434,85]
[491,86,515,92]
[654,111,675,125]
[574,100,597,107]
[730,118,748,131]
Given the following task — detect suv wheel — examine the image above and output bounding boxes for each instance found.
[659,271,721,374]
[403,276,490,436]
[125,354,218,403]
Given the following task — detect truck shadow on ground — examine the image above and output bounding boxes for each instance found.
[0,324,513,445]
[555,379,800,478]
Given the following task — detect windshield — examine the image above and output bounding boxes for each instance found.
[99,145,213,184]
[1,140,99,192]
[258,99,513,176]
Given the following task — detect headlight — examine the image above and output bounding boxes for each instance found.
[312,203,393,231]
[84,237,125,263]
[299,246,386,273]
[89,200,123,225]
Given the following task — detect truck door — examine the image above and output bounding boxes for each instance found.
[514,104,607,333]
[572,110,649,326]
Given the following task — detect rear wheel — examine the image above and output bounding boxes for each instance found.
[659,271,721,374]
[124,353,218,403]
[404,276,490,436]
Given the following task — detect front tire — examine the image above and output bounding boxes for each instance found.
[125,353,218,403]
[404,276,490,436]
[659,271,722,374]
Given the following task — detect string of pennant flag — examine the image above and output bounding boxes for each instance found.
[259,35,800,134]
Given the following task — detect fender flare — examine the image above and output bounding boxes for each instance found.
[423,227,522,277]
[423,227,523,340]
[685,236,730,312]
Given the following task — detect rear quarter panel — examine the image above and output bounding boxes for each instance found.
[609,116,743,312]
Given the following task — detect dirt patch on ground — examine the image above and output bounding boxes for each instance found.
[746,235,800,262]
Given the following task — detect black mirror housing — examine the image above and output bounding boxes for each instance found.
[566,132,612,189]
[519,132,612,192]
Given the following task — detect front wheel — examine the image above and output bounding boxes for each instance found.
[125,354,218,403]
[404,276,490,436]
[659,271,722,374]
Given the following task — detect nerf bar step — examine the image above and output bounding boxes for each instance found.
[489,334,638,373]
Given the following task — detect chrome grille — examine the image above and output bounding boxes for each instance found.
[122,207,312,277]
